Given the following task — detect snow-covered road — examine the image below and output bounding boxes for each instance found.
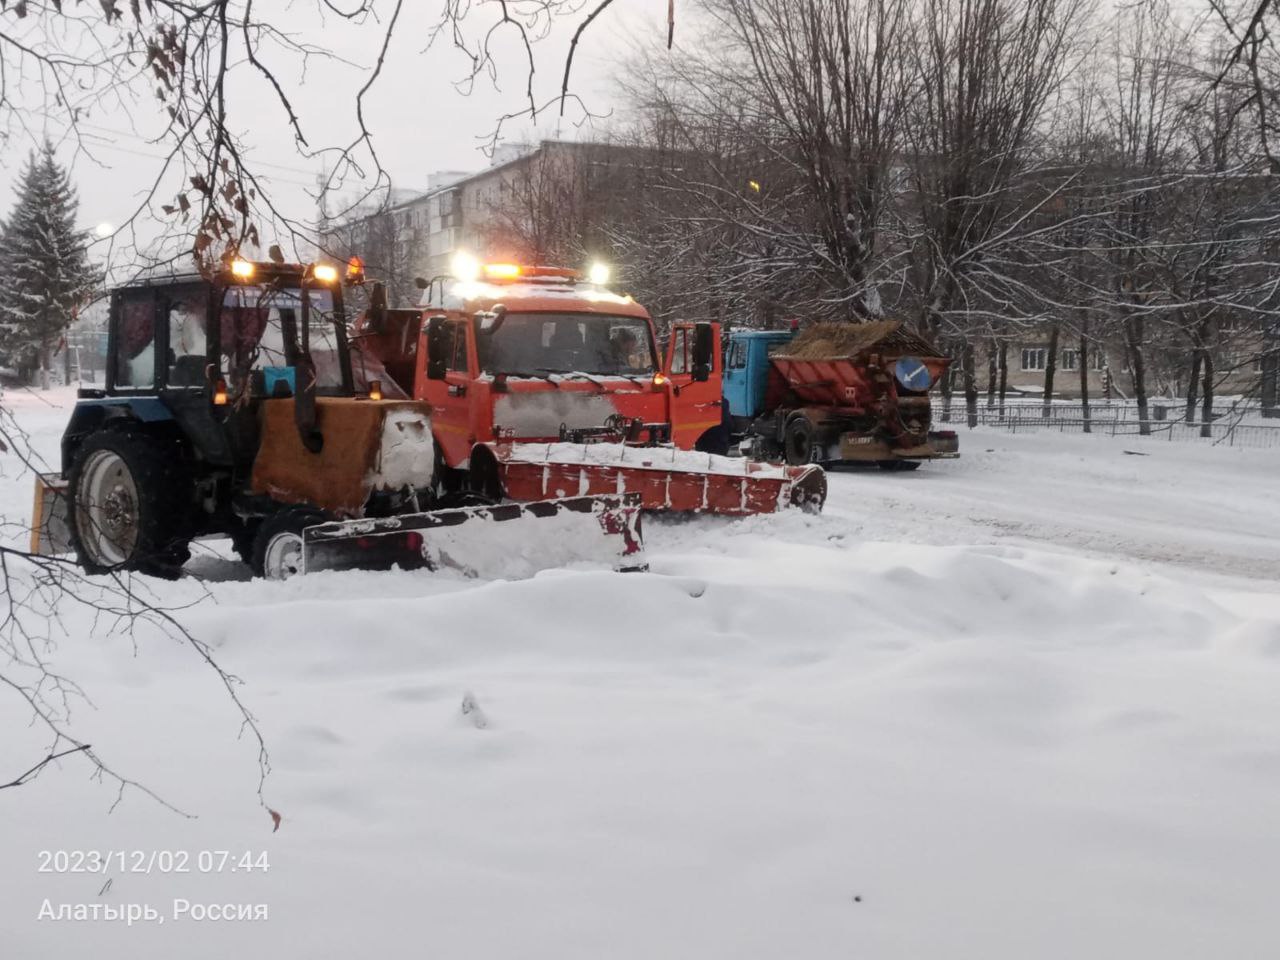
[2,389,1278,959]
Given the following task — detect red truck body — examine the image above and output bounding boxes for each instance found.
[353,265,826,514]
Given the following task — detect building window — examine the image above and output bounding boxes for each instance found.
[1021,348,1046,371]
[1060,349,1079,371]
[1089,350,1106,371]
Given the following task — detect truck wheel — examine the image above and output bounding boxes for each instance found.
[67,429,190,579]
[466,445,505,502]
[695,402,732,455]
[782,415,815,466]
[877,460,922,472]
[252,507,326,580]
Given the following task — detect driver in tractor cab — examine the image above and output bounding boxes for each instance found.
[607,326,639,372]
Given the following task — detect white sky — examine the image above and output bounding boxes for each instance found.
[0,1,669,265]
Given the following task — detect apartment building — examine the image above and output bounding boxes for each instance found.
[320,140,650,295]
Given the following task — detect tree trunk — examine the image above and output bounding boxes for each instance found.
[997,340,1009,416]
[1042,323,1060,417]
[986,339,998,408]
[963,340,978,428]
[1079,331,1091,434]
[1185,352,1201,425]
[1200,354,1214,439]
[1125,316,1149,435]
[39,340,52,391]
[1263,347,1279,419]
[940,341,954,423]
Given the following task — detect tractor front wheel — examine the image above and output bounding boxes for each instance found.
[252,507,327,581]
[67,429,191,579]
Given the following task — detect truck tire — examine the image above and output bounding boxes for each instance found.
[782,415,815,466]
[252,506,327,580]
[694,402,732,456]
[67,428,191,579]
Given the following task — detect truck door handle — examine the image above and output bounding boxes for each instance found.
[448,384,466,397]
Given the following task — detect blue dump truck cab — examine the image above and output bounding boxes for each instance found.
[723,328,796,427]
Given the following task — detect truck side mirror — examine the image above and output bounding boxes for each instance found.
[692,321,714,383]
[425,315,448,381]
[477,303,507,335]
[366,282,388,335]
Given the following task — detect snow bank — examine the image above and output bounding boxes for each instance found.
[2,390,1280,958]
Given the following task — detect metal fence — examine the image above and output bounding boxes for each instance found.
[947,403,1280,449]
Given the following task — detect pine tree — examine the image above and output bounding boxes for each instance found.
[0,141,101,388]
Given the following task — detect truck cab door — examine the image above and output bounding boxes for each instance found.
[418,316,476,468]
[664,321,725,451]
[722,334,753,419]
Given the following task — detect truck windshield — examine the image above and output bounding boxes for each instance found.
[479,312,655,377]
[221,285,346,394]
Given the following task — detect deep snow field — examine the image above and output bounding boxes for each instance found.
[2,388,1279,959]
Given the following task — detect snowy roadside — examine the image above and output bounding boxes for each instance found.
[2,388,1278,959]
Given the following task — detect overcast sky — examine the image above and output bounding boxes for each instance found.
[0,0,669,266]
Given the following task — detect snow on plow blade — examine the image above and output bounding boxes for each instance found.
[302,494,646,578]
[494,442,827,515]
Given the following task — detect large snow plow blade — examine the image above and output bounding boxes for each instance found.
[302,494,646,578]
[493,442,827,515]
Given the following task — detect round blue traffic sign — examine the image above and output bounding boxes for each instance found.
[894,357,933,392]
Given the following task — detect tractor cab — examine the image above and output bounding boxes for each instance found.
[41,257,439,578]
[71,258,362,470]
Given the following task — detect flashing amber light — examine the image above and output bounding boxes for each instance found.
[368,379,383,401]
[483,262,522,280]
[313,263,339,284]
[213,378,229,405]
[748,180,762,193]
[346,256,366,284]
[653,373,668,387]
[229,259,255,279]
[588,261,611,285]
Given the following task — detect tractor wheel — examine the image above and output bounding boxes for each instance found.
[66,429,191,579]
[877,460,922,472]
[782,415,815,466]
[252,506,326,581]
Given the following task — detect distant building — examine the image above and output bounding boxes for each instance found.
[995,321,1272,401]
[319,139,655,297]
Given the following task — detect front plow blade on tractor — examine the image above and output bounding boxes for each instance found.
[303,494,646,578]
[494,443,827,515]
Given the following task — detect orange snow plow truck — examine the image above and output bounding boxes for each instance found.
[350,257,827,516]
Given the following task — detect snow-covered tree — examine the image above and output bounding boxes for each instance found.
[0,142,101,388]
